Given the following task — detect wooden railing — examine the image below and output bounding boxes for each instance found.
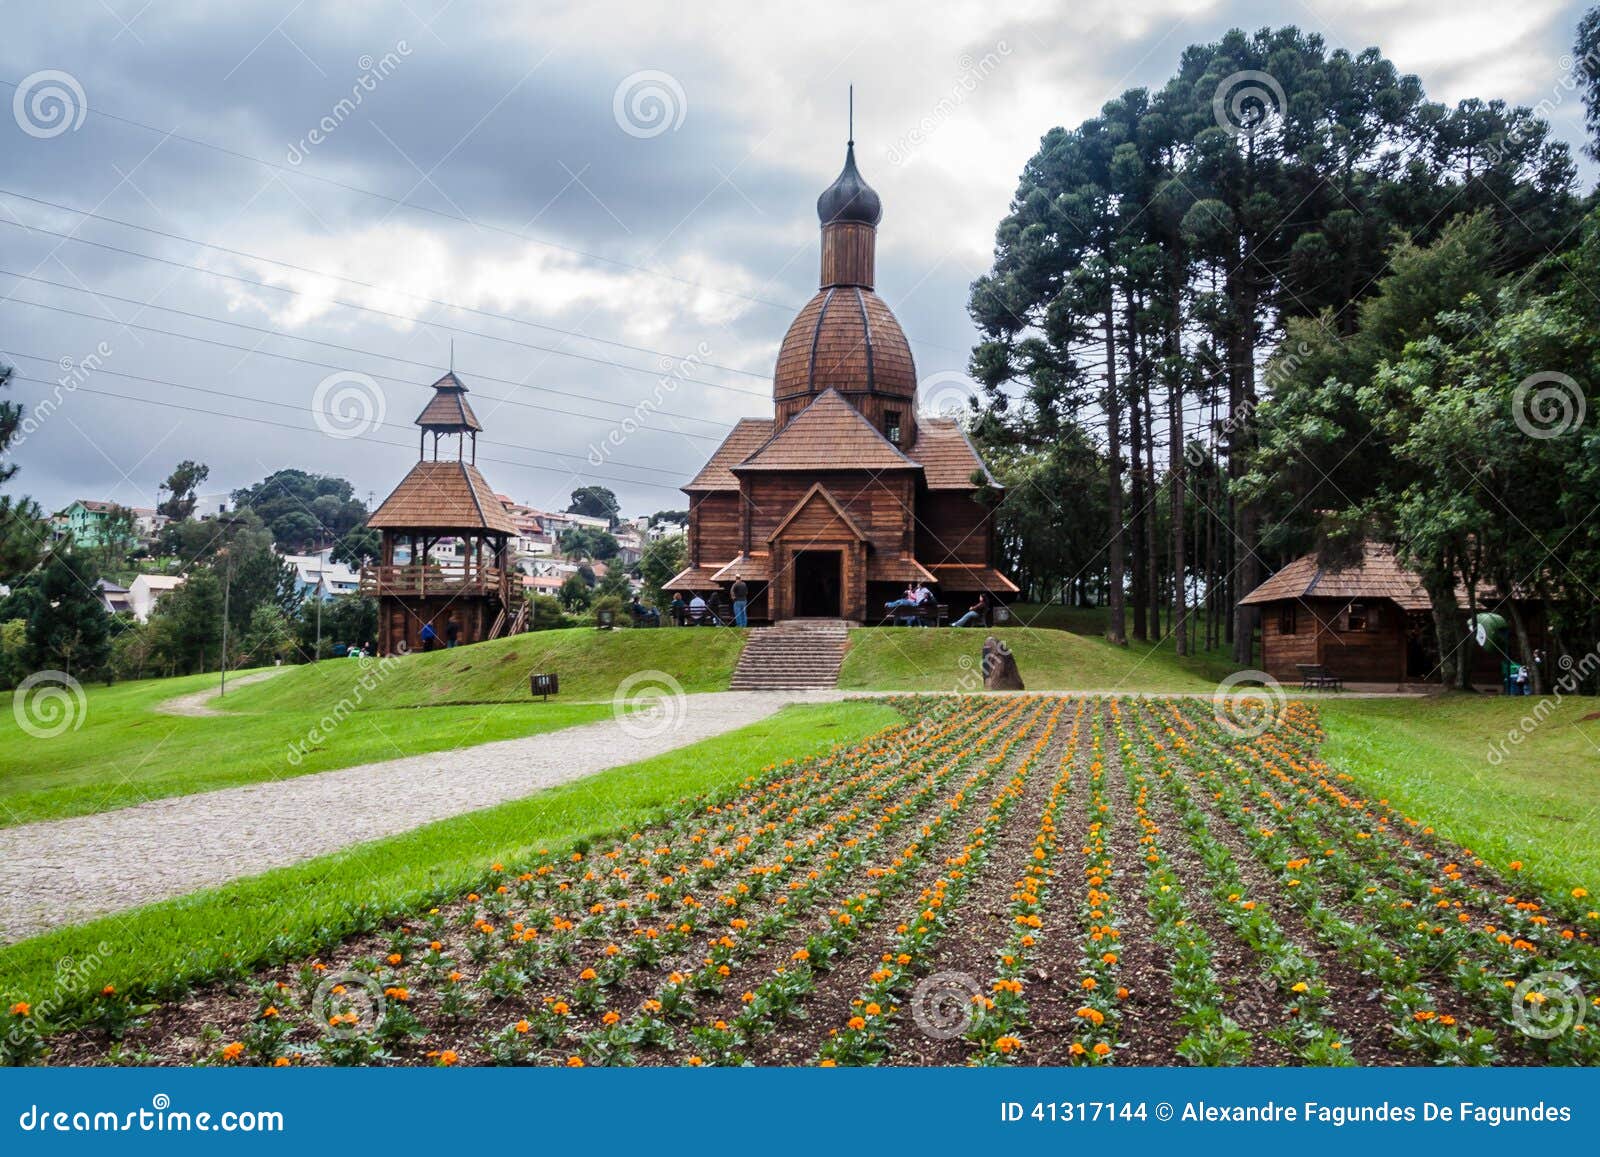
[359,563,505,597]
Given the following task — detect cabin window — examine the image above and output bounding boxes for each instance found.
[1345,603,1368,631]
[1278,604,1297,635]
[885,409,903,446]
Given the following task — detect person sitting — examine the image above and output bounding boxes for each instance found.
[908,584,936,625]
[688,594,709,625]
[951,593,989,628]
[630,596,660,626]
[884,585,920,624]
[669,593,688,626]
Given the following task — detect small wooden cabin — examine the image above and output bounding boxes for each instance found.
[1241,544,1539,687]
[665,136,1015,622]
[361,371,523,655]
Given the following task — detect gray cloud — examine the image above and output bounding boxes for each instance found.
[1,0,1593,522]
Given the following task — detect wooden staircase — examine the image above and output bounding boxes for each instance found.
[729,619,850,690]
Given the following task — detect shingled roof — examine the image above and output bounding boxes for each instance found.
[684,418,774,492]
[735,389,920,474]
[367,459,517,534]
[1240,544,1432,611]
[415,371,483,432]
[908,418,999,489]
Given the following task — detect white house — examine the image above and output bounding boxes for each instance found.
[278,547,362,600]
[128,573,185,622]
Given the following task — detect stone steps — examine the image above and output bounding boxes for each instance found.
[729,619,850,690]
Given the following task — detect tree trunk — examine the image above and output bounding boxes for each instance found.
[1142,376,1161,641]
[1124,300,1148,643]
[1102,304,1127,647]
[1168,307,1187,657]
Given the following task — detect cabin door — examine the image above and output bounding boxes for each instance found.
[792,550,842,618]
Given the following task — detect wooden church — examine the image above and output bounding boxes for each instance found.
[361,371,524,655]
[665,134,1015,622]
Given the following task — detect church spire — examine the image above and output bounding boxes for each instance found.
[816,89,880,288]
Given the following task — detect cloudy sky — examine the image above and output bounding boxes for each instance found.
[2,0,1593,523]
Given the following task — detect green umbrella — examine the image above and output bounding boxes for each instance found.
[1471,612,1508,648]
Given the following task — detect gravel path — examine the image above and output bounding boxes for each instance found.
[153,670,286,716]
[0,690,840,943]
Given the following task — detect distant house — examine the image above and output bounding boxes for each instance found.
[278,548,362,601]
[55,500,134,549]
[1240,543,1539,687]
[94,578,133,615]
[128,574,185,622]
[521,573,566,596]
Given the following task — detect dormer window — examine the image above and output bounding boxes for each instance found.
[885,409,903,446]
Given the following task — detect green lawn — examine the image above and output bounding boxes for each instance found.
[0,628,747,827]
[1319,695,1600,898]
[0,701,903,1016]
[226,626,748,711]
[839,623,1229,692]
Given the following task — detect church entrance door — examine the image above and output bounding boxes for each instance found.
[792,550,842,618]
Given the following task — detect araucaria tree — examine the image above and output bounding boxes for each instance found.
[970,24,1580,667]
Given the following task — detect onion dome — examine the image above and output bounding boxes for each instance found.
[816,142,882,226]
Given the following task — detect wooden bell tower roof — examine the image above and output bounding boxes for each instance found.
[415,370,482,432]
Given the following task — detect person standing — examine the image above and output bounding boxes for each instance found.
[419,620,438,652]
[730,577,749,627]
[445,617,461,648]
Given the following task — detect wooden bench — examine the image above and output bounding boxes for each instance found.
[879,601,948,627]
[1295,663,1344,691]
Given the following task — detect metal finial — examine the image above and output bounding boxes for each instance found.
[450,337,455,371]
[848,85,854,146]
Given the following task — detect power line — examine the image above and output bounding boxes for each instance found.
[0,187,773,387]
[0,292,740,442]
[0,78,973,359]
[5,373,689,495]
[0,257,760,414]
[3,354,687,479]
